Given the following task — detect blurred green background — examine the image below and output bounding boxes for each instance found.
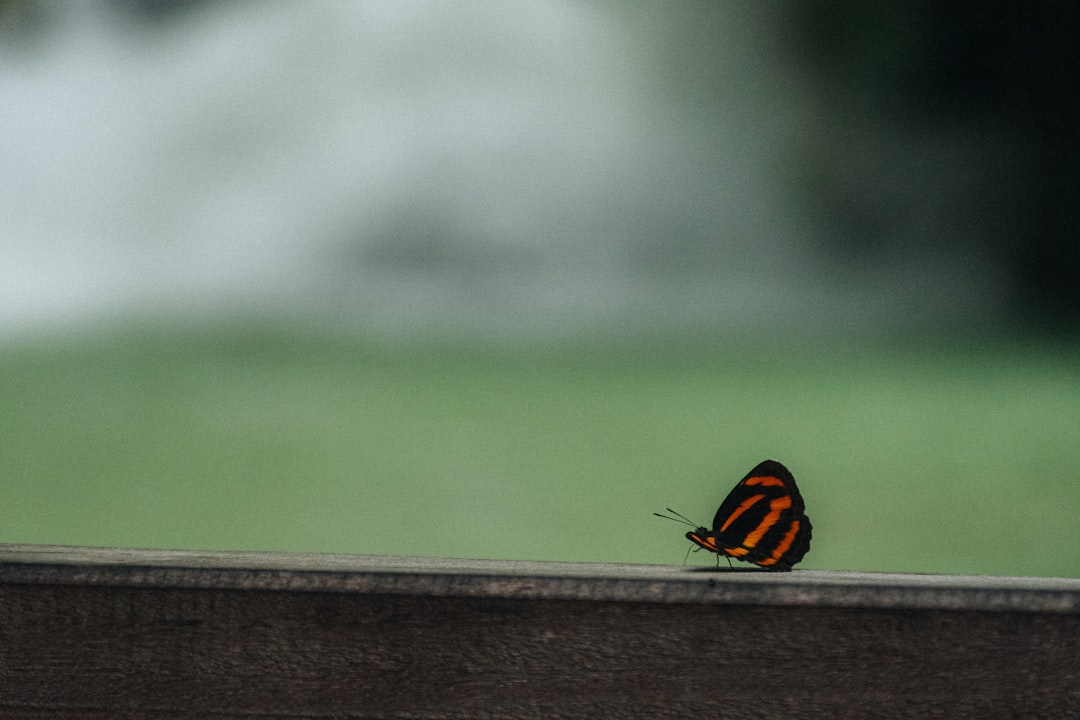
[2,2,1079,576]
[3,324,1078,577]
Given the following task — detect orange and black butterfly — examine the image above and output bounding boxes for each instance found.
[655,460,812,571]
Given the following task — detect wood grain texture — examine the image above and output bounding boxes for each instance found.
[2,544,1080,718]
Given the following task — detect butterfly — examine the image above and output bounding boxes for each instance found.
[655,459,812,571]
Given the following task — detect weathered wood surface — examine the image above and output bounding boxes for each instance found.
[2,544,1079,719]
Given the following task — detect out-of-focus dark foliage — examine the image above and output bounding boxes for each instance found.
[0,0,214,44]
[0,0,44,41]
[788,2,1080,332]
[106,0,215,24]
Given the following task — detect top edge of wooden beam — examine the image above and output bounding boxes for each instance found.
[3,543,1079,614]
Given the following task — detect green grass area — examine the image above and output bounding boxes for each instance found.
[2,323,1078,577]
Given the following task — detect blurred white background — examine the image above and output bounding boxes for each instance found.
[1,0,1023,343]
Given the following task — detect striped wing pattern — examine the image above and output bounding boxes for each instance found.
[686,460,812,571]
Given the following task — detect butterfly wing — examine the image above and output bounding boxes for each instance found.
[706,459,812,570]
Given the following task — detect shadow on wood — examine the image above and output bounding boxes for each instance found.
[2,544,1079,718]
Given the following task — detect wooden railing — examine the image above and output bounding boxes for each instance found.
[2,544,1079,718]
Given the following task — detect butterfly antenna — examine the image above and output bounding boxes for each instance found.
[652,508,699,528]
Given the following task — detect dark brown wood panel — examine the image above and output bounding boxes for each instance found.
[2,545,1079,718]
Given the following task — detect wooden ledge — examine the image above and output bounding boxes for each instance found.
[3,544,1079,717]
[3,543,1079,613]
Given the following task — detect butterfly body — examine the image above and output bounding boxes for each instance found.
[663,460,812,571]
